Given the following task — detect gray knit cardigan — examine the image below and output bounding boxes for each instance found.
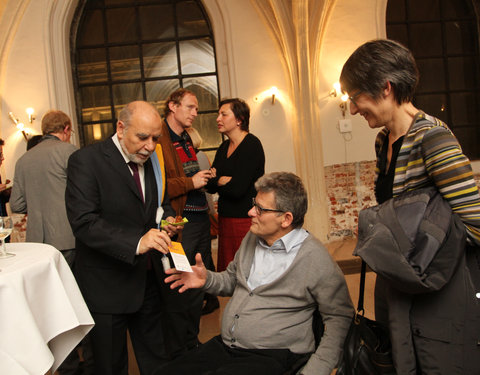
[204,231,354,375]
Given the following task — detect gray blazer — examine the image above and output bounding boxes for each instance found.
[10,137,77,250]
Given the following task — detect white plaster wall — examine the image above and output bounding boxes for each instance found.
[1,0,50,182]
[205,0,296,174]
[0,0,79,183]
[319,0,385,166]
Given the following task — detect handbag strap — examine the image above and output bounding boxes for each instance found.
[357,260,366,313]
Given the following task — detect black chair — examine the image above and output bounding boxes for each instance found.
[282,309,324,375]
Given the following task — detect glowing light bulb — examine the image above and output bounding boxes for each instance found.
[26,107,35,123]
[270,86,279,104]
[333,82,341,95]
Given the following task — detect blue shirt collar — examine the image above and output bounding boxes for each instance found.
[258,228,308,253]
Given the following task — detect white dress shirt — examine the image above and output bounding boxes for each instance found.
[112,133,146,255]
[112,133,145,197]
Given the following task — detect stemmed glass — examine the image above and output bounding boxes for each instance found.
[0,216,14,258]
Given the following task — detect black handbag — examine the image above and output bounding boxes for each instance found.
[336,261,395,375]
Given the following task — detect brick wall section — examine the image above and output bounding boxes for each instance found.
[11,213,27,242]
[325,160,480,242]
[325,161,377,241]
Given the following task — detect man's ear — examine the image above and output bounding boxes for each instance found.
[383,81,392,98]
[168,100,177,114]
[281,212,294,229]
[117,120,125,139]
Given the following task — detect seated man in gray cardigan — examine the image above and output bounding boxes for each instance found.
[158,172,354,375]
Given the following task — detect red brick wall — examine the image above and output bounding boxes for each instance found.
[325,160,480,242]
[325,161,377,241]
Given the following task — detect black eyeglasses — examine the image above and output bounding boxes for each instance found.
[252,197,284,216]
[347,91,362,107]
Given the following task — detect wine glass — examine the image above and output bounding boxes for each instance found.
[0,216,14,258]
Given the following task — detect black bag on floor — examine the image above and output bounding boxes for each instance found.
[337,261,395,375]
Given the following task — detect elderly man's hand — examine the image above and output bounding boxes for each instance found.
[162,216,183,237]
[164,253,208,292]
[139,228,171,254]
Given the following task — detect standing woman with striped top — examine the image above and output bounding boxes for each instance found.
[340,39,480,374]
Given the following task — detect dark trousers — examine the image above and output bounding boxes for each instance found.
[154,335,307,375]
[89,271,169,375]
[183,216,214,271]
[159,218,211,358]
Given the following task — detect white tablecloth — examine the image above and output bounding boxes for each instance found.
[0,243,94,375]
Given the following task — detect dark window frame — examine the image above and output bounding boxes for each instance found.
[70,0,221,151]
[386,0,480,159]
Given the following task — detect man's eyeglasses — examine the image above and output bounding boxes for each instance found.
[252,198,284,216]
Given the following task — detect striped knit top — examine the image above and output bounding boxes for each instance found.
[375,111,480,245]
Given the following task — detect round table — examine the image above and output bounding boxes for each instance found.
[0,243,94,375]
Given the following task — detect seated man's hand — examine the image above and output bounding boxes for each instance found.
[139,228,171,254]
[165,253,208,292]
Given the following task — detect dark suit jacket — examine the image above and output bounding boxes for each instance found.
[66,137,173,314]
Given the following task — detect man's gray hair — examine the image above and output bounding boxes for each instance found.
[254,172,308,228]
[118,105,132,130]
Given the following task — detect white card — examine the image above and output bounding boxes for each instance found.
[169,242,193,273]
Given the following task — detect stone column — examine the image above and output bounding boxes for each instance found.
[251,0,335,241]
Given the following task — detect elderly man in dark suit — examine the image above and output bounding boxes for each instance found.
[66,101,178,375]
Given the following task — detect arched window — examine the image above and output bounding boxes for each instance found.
[71,0,221,152]
[387,0,480,159]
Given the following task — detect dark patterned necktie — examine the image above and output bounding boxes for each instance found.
[128,162,144,203]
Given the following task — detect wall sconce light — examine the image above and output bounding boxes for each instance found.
[270,86,279,105]
[8,110,33,141]
[329,82,342,98]
[339,94,349,118]
[26,107,35,123]
[329,83,350,118]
